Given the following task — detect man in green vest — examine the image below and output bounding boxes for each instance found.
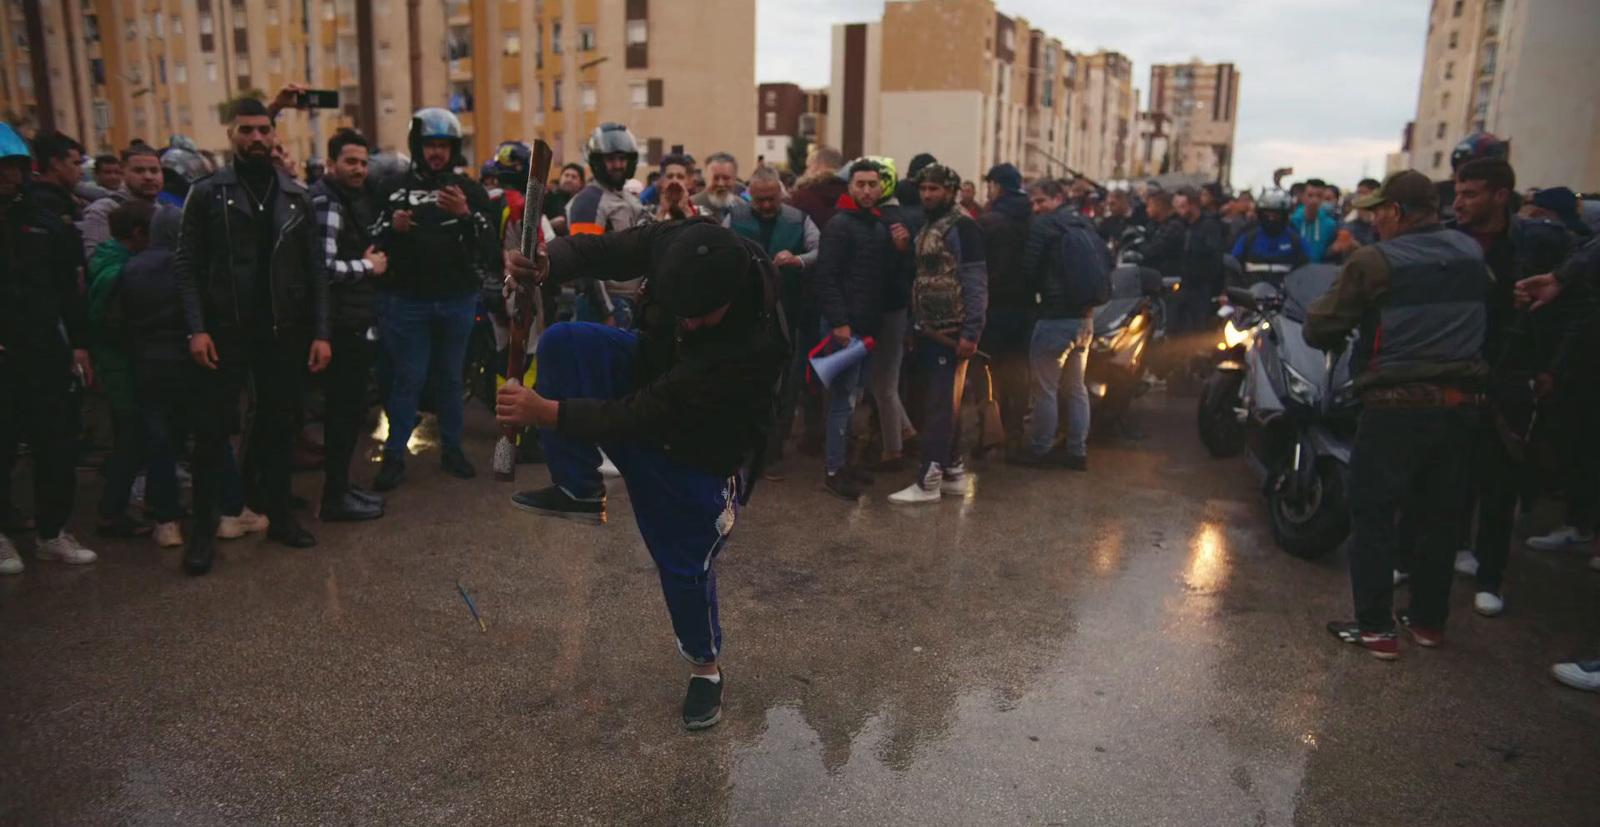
[725,166,820,476]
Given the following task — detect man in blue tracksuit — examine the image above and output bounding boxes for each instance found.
[498,218,788,731]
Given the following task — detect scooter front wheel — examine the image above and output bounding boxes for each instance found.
[1267,459,1349,559]
[1197,370,1246,458]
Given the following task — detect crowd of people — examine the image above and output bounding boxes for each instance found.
[5,84,1600,728]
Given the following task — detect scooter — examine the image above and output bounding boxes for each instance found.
[1198,264,1358,558]
[1085,261,1166,432]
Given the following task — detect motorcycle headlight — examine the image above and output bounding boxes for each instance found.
[1284,362,1317,405]
[1222,319,1253,350]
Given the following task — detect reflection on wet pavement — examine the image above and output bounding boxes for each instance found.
[2,396,1597,826]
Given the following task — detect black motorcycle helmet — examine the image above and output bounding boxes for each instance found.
[1450,132,1509,172]
[408,107,465,174]
[493,140,532,192]
[586,122,639,188]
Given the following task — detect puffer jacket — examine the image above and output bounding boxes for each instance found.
[173,166,329,339]
[813,195,896,337]
[977,189,1035,313]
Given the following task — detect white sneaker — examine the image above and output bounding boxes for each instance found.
[889,463,943,504]
[35,533,97,565]
[1552,659,1600,692]
[599,451,621,479]
[153,521,184,548]
[1454,550,1479,577]
[0,535,22,575]
[939,462,972,496]
[217,507,270,539]
[1474,591,1504,617]
[1526,526,1596,551]
[1393,569,1409,587]
[129,474,146,508]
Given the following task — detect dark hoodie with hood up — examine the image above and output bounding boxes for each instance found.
[370,132,498,301]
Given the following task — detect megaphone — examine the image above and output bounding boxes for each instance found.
[809,336,875,390]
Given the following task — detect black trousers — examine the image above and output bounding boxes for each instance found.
[190,328,306,533]
[1470,419,1518,594]
[1349,406,1477,632]
[321,328,375,498]
[978,307,1034,442]
[0,348,78,539]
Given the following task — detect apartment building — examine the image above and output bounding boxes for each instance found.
[755,82,826,171]
[1148,59,1239,183]
[825,0,1130,185]
[3,0,755,179]
[1406,0,1600,189]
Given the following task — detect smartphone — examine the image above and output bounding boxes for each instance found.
[296,89,340,109]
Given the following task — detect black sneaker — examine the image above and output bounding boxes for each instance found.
[441,448,477,479]
[373,456,406,492]
[1057,452,1088,472]
[511,486,606,524]
[824,472,862,501]
[844,465,875,486]
[265,514,318,548]
[682,673,724,730]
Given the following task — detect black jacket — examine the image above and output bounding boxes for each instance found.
[977,190,1036,313]
[1021,206,1098,319]
[174,166,328,340]
[876,200,921,313]
[1449,214,1581,376]
[1143,216,1187,281]
[120,207,188,363]
[371,167,498,302]
[546,219,790,478]
[0,182,88,357]
[814,198,896,336]
[310,179,381,332]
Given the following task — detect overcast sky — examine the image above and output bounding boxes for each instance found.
[756,0,1430,191]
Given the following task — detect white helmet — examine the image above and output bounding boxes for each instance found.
[1256,188,1294,214]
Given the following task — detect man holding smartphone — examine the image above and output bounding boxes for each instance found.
[369,108,498,493]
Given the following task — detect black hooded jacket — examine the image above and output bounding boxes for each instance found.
[546,218,790,478]
[976,189,1035,313]
[1,181,88,357]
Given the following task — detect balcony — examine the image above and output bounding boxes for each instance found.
[446,1,471,26]
[456,111,475,134]
[448,59,473,81]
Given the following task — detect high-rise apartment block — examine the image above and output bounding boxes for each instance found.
[1147,59,1239,183]
[2,0,756,178]
[1406,0,1599,189]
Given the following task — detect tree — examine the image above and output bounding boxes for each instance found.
[786,133,811,174]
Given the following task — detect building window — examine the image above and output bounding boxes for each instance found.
[1440,91,1450,110]
[163,102,172,127]
[646,137,663,165]
[134,108,146,128]
[552,77,563,110]
[267,3,280,26]
[90,58,106,86]
[174,62,186,83]
[1448,31,1458,49]
[236,54,249,77]
[1432,150,1443,169]
[173,15,183,37]
[551,20,562,54]
[206,60,218,82]
[158,57,167,84]
[126,20,137,40]
[630,81,648,109]
[578,25,596,51]
[93,102,111,129]
[1435,121,1446,139]
[153,14,164,38]
[626,20,648,68]
[1452,0,1464,16]
[627,19,649,46]
[503,30,520,56]
[764,89,776,107]
[199,12,213,35]
[1444,61,1454,80]
[232,2,248,28]
[580,83,596,111]
[382,94,396,115]
[647,78,662,107]
[763,111,776,131]
[270,52,283,74]
[179,106,191,126]
[504,86,521,112]
[129,66,142,85]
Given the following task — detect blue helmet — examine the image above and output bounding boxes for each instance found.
[0,122,29,162]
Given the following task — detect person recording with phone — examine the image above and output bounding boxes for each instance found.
[368,108,498,494]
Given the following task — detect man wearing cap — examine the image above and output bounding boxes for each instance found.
[1523,187,1593,239]
[1303,169,1492,660]
[497,217,789,731]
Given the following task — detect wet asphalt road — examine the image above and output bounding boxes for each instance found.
[3,394,1599,826]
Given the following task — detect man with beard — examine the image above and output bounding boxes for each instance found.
[80,144,171,259]
[691,152,741,221]
[310,129,387,522]
[566,123,647,329]
[888,164,987,504]
[0,124,98,573]
[498,219,789,730]
[174,98,330,575]
[369,108,498,492]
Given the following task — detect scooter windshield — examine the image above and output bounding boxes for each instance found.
[1281,264,1341,323]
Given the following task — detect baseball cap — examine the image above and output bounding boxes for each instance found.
[1354,170,1438,212]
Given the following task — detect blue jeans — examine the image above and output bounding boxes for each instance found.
[819,322,872,475]
[915,338,968,473]
[381,293,478,457]
[575,294,637,330]
[537,322,738,664]
[1029,317,1091,457]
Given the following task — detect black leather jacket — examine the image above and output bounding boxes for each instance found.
[174,167,329,340]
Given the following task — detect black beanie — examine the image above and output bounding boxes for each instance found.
[650,221,752,318]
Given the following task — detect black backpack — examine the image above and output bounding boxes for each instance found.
[1053,212,1112,308]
